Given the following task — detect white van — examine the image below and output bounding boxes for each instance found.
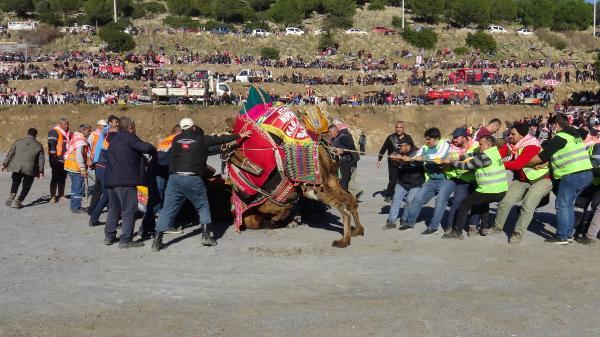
[488,25,507,33]
[7,21,39,31]
[285,27,304,36]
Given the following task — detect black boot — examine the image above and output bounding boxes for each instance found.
[201,224,217,246]
[151,232,164,252]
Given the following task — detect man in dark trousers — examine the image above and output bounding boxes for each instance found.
[47,118,72,203]
[329,125,357,191]
[152,118,250,251]
[2,128,45,208]
[377,121,414,202]
[104,117,156,249]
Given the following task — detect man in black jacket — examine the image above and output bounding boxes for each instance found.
[383,138,424,229]
[152,118,251,251]
[329,125,357,191]
[377,121,414,202]
[104,117,157,248]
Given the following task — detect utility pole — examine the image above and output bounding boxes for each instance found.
[402,0,405,29]
[594,0,597,38]
[113,0,118,23]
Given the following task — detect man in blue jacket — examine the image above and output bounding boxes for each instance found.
[104,117,157,248]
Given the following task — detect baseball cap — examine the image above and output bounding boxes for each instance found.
[97,119,108,126]
[451,127,468,138]
[179,117,194,130]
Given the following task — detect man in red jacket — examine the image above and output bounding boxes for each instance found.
[483,123,552,243]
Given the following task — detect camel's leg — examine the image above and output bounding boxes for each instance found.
[316,190,352,248]
[243,213,264,229]
[349,199,364,237]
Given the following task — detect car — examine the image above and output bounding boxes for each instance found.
[211,27,231,35]
[516,28,533,36]
[285,27,304,35]
[252,29,270,37]
[372,26,395,35]
[345,28,368,35]
[488,25,508,33]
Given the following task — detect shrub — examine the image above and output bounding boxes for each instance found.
[318,30,337,50]
[243,21,270,31]
[99,26,136,52]
[465,31,496,53]
[453,47,469,55]
[391,15,403,29]
[16,25,62,45]
[38,12,63,27]
[163,16,200,29]
[368,0,387,11]
[536,29,567,51]
[400,28,438,49]
[261,47,280,60]
[144,1,167,14]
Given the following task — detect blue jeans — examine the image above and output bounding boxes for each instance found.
[404,179,456,230]
[387,184,421,223]
[446,181,480,231]
[555,170,593,240]
[69,172,84,211]
[89,166,109,223]
[155,174,167,213]
[156,175,212,233]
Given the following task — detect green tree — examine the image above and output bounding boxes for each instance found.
[84,0,113,25]
[0,0,35,17]
[490,0,517,22]
[323,0,356,29]
[267,0,312,25]
[167,0,198,16]
[261,47,280,60]
[212,0,256,23]
[401,28,438,49]
[448,0,491,27]
[368,0,387,11]
[552,0,591,31]
[407,0,446,23]
[518,0,556,28]
[247,0,275,11]
[49,0,83,22]
[99,23,136,51]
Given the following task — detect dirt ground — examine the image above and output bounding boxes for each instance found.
[0,104,546,152]
[0,153,599,337]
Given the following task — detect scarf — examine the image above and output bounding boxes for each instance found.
[65,132,89,158]
[507,134,540,159]
[449,138,475,157]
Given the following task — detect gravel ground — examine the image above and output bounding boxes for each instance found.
[0,155,599,337]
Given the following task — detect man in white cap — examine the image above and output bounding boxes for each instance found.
[151,118,251,251]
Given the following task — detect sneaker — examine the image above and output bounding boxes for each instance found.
[442,231,464,240]
[481,226,502,236]
[164,227,184,234]
[104,237,118,246]
[545,237,569,245]
[382,221,396,230]
[71,208,87,214]
[49,196,58,204]
[398,224,414,231]
[384,196,392,203]
[421,228,440,235]
[575,237,595,245]
[89,220,106,227]
[468,228,480,237]
[118,241,145,249]
[11,199,23,209]
[509,232,522,244]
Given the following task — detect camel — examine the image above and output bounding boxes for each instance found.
[225,111,364,248]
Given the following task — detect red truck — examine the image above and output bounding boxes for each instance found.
[448,68,500,84]
[426,88,478,102]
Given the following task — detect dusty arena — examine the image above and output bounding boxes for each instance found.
[1,106,599,337]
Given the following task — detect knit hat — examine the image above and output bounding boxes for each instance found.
[179,117,194,130]
[240,86,272,121]
[512,123,529,137]
[451,127,468,138]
